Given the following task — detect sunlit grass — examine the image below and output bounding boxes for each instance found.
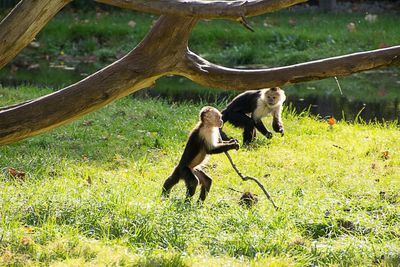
[0,86,399,266]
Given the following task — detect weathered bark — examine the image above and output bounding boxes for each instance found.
[0,0,72,69]
[95,0,307,19]
[0,16,198,145]
[178,46,400,90]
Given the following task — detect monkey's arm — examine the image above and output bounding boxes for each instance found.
[219,128,231,141]
[207,142,239,154]
[254,120,272,139]
[272,106,284,135]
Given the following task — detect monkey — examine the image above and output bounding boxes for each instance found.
[162,106,240,202]
[219,87,286,145]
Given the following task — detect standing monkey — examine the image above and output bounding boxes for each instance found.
[220,87,286,144]
[162,106,240,202]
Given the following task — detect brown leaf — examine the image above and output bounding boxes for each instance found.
[82,120,94,126]
[8,167,26,180]
[128,20,136,28]
[381,150,390,160]
[346,22,356,32]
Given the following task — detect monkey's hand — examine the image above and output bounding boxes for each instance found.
[272,120,284,136]
[228,138,239,144]
[230,140,240,150]
[264,131,273,139]
[277,127,284,136]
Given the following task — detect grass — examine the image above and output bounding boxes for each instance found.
[1,86,399,266]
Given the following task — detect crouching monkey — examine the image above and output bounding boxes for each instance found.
[220,87,286,144]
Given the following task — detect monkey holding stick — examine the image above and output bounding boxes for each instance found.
[162,106,240,202]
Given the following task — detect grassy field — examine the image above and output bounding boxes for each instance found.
[0,86,399,266]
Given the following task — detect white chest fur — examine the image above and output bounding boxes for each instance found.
[252,97,272,120]
[199,126,219,149]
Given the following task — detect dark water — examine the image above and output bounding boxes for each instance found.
[287,95,399,123]
[1,63,399,124]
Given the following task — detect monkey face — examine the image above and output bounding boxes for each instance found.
[266,92,279,106]
[200,106,223,128]
[265,87,285,107]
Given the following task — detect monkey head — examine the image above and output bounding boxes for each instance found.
[265,87,286,107]
[200,106,223,128]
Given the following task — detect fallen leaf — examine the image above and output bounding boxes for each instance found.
[377,86,386,97]
[328,116,336,126]
[8,167,26,180]
[83,120,94,126]
[381,150,390,160]
[364,14,377,23]
[128,20,136,28]
[86,176,92,186]
[21,236,34,246]
[378,42,389,49]
[288,18,297,27]
[346,22,356,32]
[382,152,390,160]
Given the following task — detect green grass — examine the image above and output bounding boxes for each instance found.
[1,86,399,266]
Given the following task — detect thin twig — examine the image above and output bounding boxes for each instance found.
[238,16,255,32]
[224,151,279,210]
[334,76,343,95]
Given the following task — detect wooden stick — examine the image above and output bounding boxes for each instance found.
[224,151,279,210]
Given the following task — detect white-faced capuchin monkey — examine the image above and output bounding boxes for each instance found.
[220,87,286,144]
[162,106,240,202]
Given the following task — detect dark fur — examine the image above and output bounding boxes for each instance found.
[220,88,285,144]
[239,192,259,208]
[162,108,239,202]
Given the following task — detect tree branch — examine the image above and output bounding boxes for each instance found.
[224,151,279,210]
[0,0,72,69]
[0,16,198,145]
[178,46,400,90]
[95,0,307,19]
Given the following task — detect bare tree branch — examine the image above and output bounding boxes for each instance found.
[178,46,400,90]
[224,151,279,210]
[95,0,307,19]
[0,0,72,69]
[0,16,198,145]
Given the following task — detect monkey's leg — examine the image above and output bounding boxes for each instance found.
[224,111,255,144]
[162,167,181,197]
[182,167,199,200]
[194,169,213,201]
[243,123,256,144]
